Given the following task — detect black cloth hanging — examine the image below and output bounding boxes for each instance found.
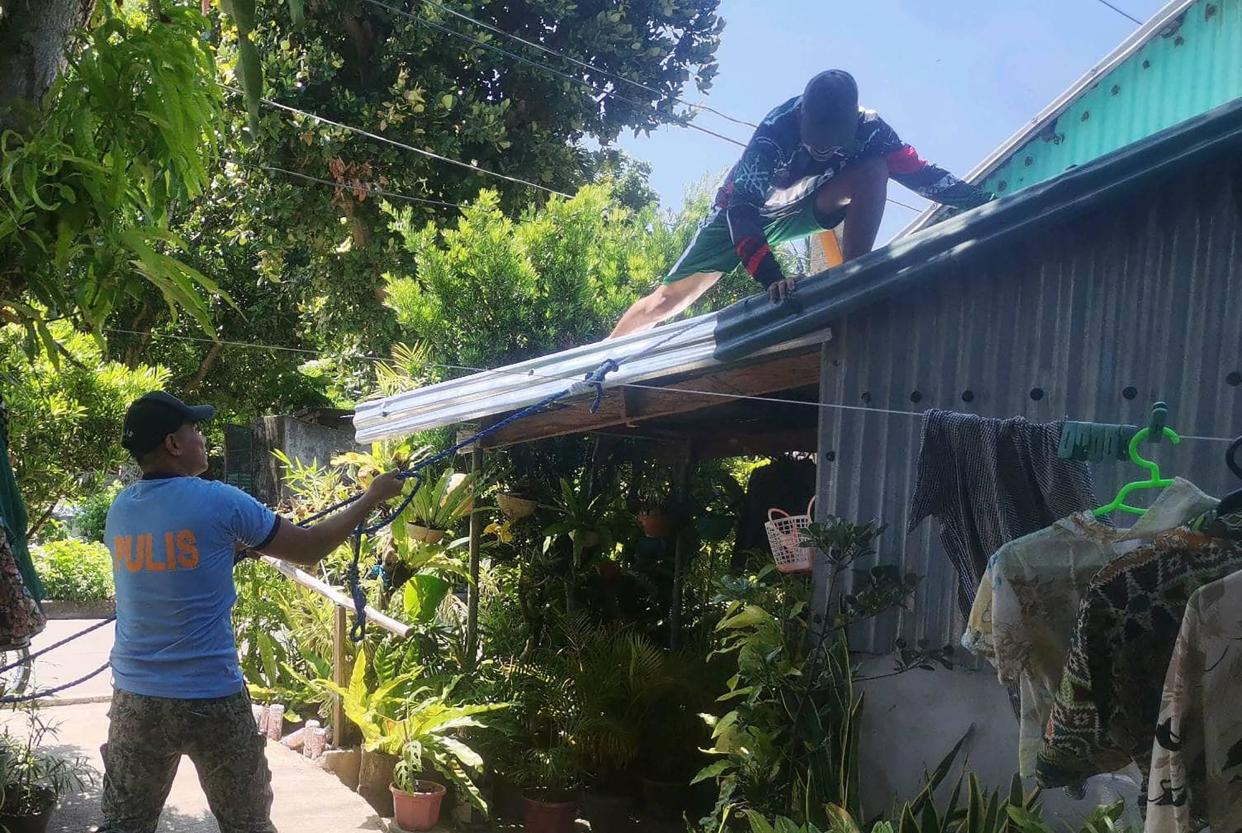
[732,456,817,569]
[908,409,1097,618]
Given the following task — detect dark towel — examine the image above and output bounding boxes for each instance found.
[909,409,1096,618]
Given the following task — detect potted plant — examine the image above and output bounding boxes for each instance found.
[391,745,447,832]
[407,469,478,543]
[634,495,677,539]
[544,478,613,554]
[0,709,92,833]
[516,745,581,833]
[498,476,538,521]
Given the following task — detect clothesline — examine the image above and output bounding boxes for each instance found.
[102,327,1240,445]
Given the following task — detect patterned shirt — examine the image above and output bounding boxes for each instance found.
[1037,511,1242,792]
[962,478,1217,777]
[718,97,993,287]
[1146,568,1242,833]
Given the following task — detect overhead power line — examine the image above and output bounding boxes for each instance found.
[221,84,572,198]
[222,157,465,210]
[360,0,750,148]
[1091,0,1144,24]
[400,0,758,130]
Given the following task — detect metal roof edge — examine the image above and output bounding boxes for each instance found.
[895,0,1198,238]
[714,96,1242,362]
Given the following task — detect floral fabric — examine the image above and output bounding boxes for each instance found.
[962,478,1216,777]
[1144,566,1242,833]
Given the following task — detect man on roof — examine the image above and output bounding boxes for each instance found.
[609,70,994,338]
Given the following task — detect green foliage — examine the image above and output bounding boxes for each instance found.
[390,680,507,814]
[407,469,478,532]
[72,479,123,543]
[1,322,168,534]
[32,539,113,602]
[0,706,93,816]
[0,5,226,341]
[697,519,927,830]
[383,185,683,372]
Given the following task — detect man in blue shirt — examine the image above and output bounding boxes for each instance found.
[99,391,403,833]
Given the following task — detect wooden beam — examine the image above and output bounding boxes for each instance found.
[465,446,484,669]
[481,349,820,448]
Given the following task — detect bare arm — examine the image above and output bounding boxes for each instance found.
[257,470,405,568]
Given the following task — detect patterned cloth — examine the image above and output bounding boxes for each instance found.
[1145,568,1242,833]
[1037,513,1242,792]
[963,478,1216,777]
[0,522,45,650]
[717,98,992,287]
[98,688,275,833]
[909,410,1097,618]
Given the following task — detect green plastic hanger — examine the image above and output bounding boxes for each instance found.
[1093,425,1182,517]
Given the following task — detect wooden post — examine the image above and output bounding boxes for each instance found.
[669,456,692,651]
[465,445,484,669]
[332,605,347,746]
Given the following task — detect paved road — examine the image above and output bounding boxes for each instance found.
[5,619,386,832]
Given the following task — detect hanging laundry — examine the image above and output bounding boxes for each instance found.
[0,518,46,649]
[909,409,1097,618]
[1145,567,1242,833]
[963,477,1216,778]
[0,403,43,602]
[1037,508,1242,795]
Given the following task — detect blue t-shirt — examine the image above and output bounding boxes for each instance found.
[104,475,279,699]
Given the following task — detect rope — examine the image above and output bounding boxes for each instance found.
[0,617,115,676]
[222,157,466,210]
[0,662,112,705]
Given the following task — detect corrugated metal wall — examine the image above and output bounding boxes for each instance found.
[816,167,1242,654]
[981,0,1242,198]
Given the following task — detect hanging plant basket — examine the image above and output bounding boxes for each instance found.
[406,523,447,545]
[497,493,537,520]
[764,497,816,574]
[636,510,675,539]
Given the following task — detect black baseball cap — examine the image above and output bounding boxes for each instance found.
[800,70,859,152]
[121,391,216,456]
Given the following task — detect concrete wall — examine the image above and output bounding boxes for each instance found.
[225,414,365,504]
[855,657,1141,826]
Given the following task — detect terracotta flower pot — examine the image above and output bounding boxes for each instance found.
[498,493,537,520]
[596,561,623,580]
[637,511,674,539]
[391,780,447,832]
[522,794,579,833]
[407,523,447,545]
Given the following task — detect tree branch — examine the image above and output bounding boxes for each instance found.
[185,341,223,393]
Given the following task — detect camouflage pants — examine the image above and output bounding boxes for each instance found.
[97,688,276,833]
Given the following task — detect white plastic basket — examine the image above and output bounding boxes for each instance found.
[764,497,816,574]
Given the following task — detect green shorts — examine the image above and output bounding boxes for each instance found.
[664,202,845,284]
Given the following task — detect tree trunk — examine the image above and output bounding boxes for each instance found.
[0,0,96,135]
[185,342,223,393]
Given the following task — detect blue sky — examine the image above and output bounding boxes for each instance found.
[617,0,1168,242]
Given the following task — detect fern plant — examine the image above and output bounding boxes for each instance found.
[407,469,479,532]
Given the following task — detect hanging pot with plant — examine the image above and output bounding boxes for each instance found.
[405,469,479,540]
[498,492,538,520]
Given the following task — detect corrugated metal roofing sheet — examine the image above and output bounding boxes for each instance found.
[902,0,1240,235]
[822,153,1242,654]
[352,311,829,443]
[355,97,1242,444]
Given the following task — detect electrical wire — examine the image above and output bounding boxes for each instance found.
[396,0,759,129]
[220,85,572,198]
[361,0,750,149]
[353,1,923,213]
[221,157,465,210]
[1091,0,1144,25]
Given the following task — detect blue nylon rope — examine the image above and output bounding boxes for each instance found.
[0,356,630,695]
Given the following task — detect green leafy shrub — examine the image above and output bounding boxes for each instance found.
[33,539,114,602]
[73,481,124,543]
